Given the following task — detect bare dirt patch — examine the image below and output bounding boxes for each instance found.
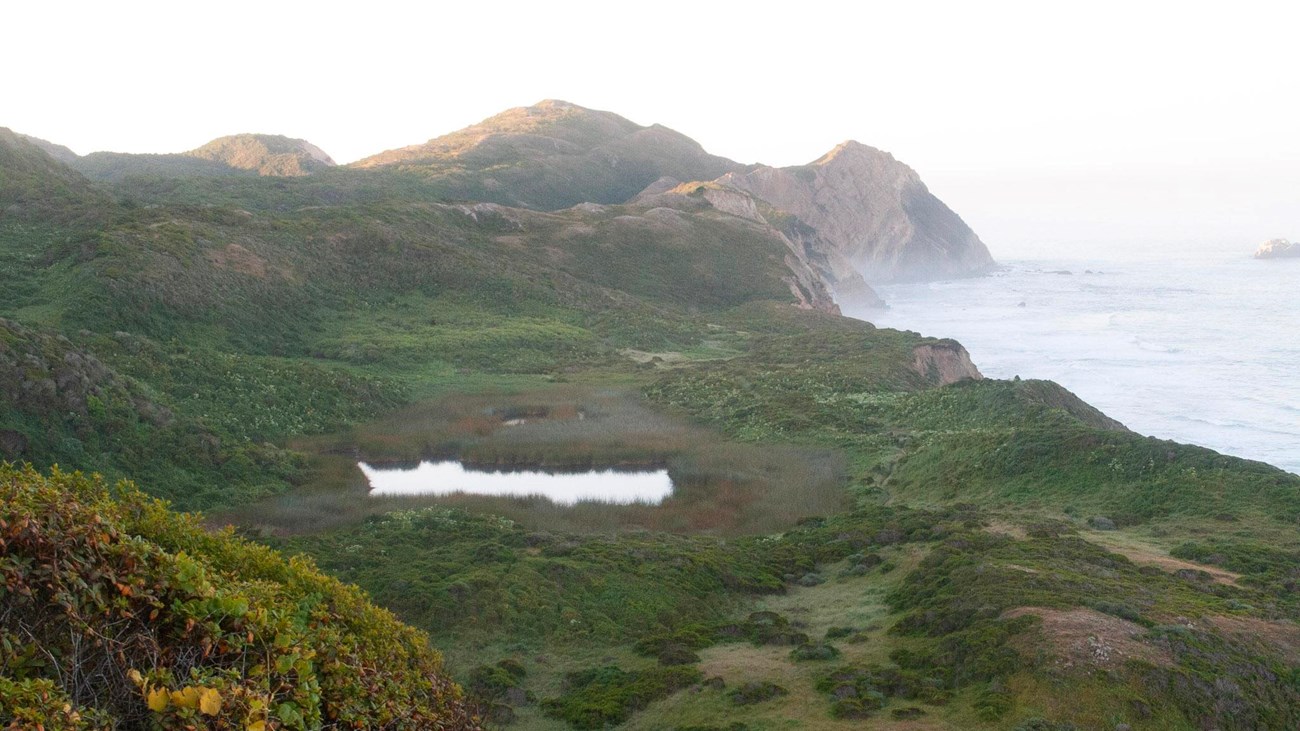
[207,243,268,278]
[493,234,529,249]
[1088,537,1240,586]
[620,348,690,366]
[1006,607,1173,670]
[984,519,1027,539]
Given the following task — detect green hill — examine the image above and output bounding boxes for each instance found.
[0,128,108,221]
[188,133,336,176]
[72,150,252,181]
[352,99,748,209]
[66,133,336,182]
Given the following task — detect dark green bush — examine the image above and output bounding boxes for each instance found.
[791,643,841,662]
[728,682,788,706]
[541,666,700,729]
[973,681,1014,720]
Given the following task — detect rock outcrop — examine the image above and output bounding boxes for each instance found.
[911,340,982,385]
[689,186,848,310]
[632,180,868,310]
[1254,238,1300,259]
[718,141,995,284]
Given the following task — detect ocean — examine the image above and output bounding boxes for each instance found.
[847,250,1299,474]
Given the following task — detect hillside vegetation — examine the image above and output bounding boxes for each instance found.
[2,106,1299,730]
[66,134,336,182]
[0,466,478,729]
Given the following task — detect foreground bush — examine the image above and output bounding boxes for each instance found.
[0,465,479,730]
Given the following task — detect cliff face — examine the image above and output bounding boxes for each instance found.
[719,141,994,284]
[705,193,847,314]
[631,181,856,312]
[911,340,982,385]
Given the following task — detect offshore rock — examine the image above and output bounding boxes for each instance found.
[1254,238,1300,259]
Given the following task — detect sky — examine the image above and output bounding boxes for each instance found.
[5,0,1298,257]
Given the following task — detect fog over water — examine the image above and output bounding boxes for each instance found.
[848,244,1299,475]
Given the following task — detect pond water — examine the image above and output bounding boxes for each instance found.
[359,461,674,505]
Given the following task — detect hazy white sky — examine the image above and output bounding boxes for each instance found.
[5,0,1298,255]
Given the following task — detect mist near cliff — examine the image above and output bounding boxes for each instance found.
[929,162,1300,260]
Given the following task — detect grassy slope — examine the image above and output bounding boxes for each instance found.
[2,134,1299,729]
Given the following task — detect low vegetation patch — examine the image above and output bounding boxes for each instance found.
[282,504,950,645]
[541,665,700,729]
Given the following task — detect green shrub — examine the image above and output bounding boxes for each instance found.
[541,666,700,729]
[658,644,701,666]
[728,681,788,706]
[466,659,528,701]
[973,681,1014,720]
[791,643,842,662]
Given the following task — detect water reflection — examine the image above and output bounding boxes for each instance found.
[359,461,674,505]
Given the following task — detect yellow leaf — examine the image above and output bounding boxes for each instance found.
[199,688,222,716]
[247,721,266,731]
[146,687,169,712]
[127,669,143,686]
[172,686,201,709]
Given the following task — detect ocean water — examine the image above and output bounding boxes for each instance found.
[847,252,1300,474]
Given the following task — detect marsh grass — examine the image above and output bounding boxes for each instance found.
[214,381,850,536]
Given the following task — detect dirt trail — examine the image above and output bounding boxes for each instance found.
[1084,532,1241,586]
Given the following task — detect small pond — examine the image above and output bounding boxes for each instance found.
[359,461,674,505]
